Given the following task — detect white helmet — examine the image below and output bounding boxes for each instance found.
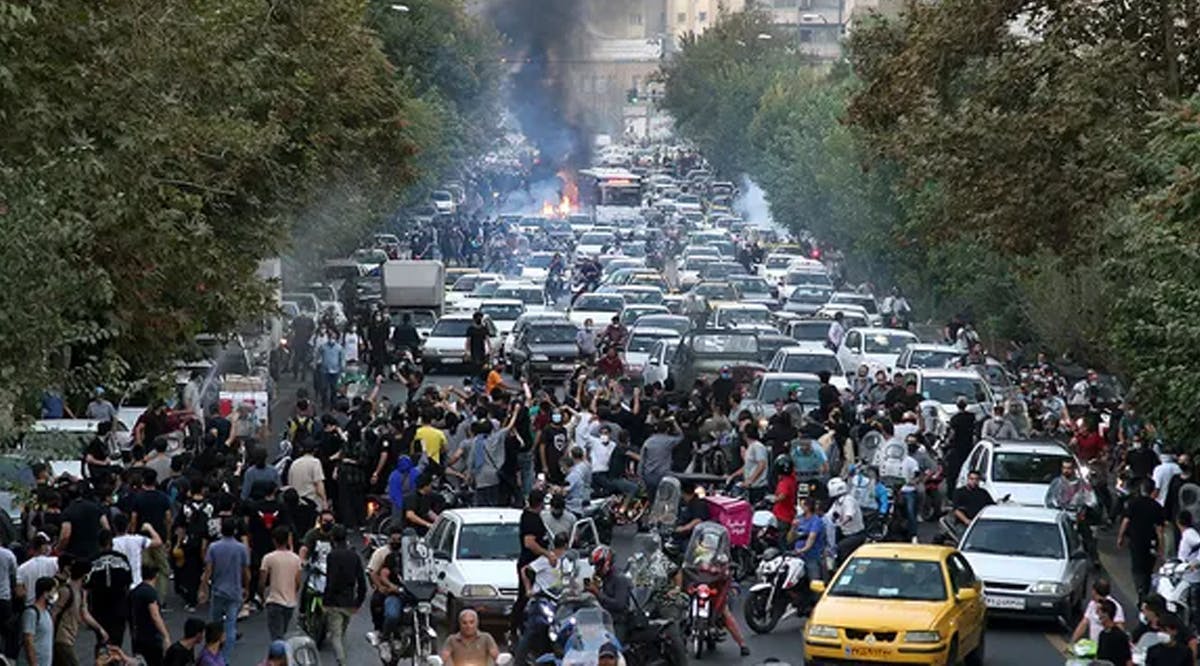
[827,477,848,499]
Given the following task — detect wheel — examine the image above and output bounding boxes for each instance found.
[732,547,754,582]
[711,449,729,476]
[946,636,959,666]
[921,493,940,522]
[964,631,985,666]
[692,634,704,659]
[742,588,781,634]
[303,606,327,647]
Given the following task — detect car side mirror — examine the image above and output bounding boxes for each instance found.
[809,580,826,594]
[955,588,978,603]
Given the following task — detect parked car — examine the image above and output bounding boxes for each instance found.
[641,339,680,388]
[768,347,848,390]
[624,328,683,382]
[668,330,766,391]
[737,372,823,422]
[895,343,963,370]
[568,293,626,328]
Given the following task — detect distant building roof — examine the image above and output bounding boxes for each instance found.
[590,38,663,62]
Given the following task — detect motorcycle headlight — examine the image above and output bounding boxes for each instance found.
[417,602,432,614]
[1031,581,1066,596]
[461,584,499,598]
[807,624,838,639]
[904,630,941,643]
[531,354,549,361]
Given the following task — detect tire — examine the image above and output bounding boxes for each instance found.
[511,362,522,381]
[692,633,704,659]
[514,628,544,666]
[946,636,959,666]
[964,631,985,666]
[921,492,940,522]
[742,588,781,635]
[732,547,754,582]
[303,606,327,648]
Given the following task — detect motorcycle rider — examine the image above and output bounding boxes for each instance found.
[771,455,798,529]
[673,479,710,548]
[827,477,866,567]
[366,526,406,637]
[586,546,631,642]
[1045,459,1096,511]
[790,437,828,496]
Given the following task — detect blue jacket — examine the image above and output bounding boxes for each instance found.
[388,456,421,513]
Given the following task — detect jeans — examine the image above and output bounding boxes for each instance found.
[901,489,919,540]
[324,372,340,408]
[518,451,535,499]
[594,471,638,498]
[327,606,356,665]
[475,484,501,507]
[383,594,403,635]
[210,592,241,663]
[266,603,294,641]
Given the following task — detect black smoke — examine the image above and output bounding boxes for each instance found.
[486,0,593,180]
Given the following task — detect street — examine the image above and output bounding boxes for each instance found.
[67,373,1123,666]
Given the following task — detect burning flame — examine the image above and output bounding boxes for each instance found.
[539,170,580,218]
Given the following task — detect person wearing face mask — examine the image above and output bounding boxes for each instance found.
[711,366,736,415]
[541,494,576,541]
[366,526,407,639]
[536,410,570,487]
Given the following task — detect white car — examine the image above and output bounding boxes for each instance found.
[762,253,800,284]
[451,279,503,315]
[895,343,963,370]
[611,285,665,306]
[783,318,835,351]
[778,266,832,300]
[430,190,456,214]
[577,231,614,257]
[520,252,559,284]
[428,508,522,624]
[783,285,833,315]
[904,368,996,423]
[641,339,680,387]
[955,439,1086,507]
[815,304,870,330]
[835,327,920,375]
[421,314,496,372]
[767,347,848,390]
[624,328,682,381]
[711,303,771,329]
[828,291,882,326]
[491,282,549,315]
[446,273,503,310]
[737,372,823,422]
[958,504,1090,624]
[568,293,626,328]
[476,299,525,341]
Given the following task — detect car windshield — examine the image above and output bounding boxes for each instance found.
[627,333,677,353]
[494,288,543,306]
[757,377,821,403]
[992,451,1071,484]
[693,283,737,300]
[832,295,878,314]
[637,317,690,335]
[718,308,769,325]
[470,282,500,297]
[790,287,833,304]
[830,558,947,602]
[780,354,841,375]
[431,319,474,337]
[452,276,491,292]
[863,333,917,354]
[786,271,831,287]
[620,290,664,305]
[456,523,521,560]
[731,278,770,295]
[689,334,759,356]
[580,233,612,245]
[525,254,555,268]
[923,376,987,404]
[389,311,436,328]
[790,322,829,341]
[766,256,794,269]
[431,191,452,202]
[909,349,961,368]
[527,325,578,344]
[962,519,1065,559]
[479,303,524,320]
[575,295,625,312]
[702,264,743,280]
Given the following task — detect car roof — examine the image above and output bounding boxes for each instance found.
[495,282,541,290]
[715,303,769,311]
[615,285,663,293]
[438,313,478,322]
[848,327,918,336]
[628,327,682,338]
[623,304,668,311]
[905,343,960,353]
[760,372,822,382]
[778,346,836,357]
[443,508,523,525]
[849,543,957,561]
[31,420,104,433]
[478,299,523,307]
[831,291,873,300]
[974,504,1064,524]
[912,368,983,380]
[982,438,1075,456]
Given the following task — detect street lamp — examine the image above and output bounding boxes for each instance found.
[390,3,410,11]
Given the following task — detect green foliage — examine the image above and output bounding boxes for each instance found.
[0,0,426,423]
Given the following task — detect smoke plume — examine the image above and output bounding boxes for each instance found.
[485,0,594,180]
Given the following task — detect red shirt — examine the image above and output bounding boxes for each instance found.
[597,354,624,379]
[1076,432,1106,462]
[773,474,798,525]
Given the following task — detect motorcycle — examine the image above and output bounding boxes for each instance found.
[624,534,688,666]
[750,497,783,558]
[682,522,733,659]
[299,563,328,647]
[743,548,813,635]
[1151,560,1194,627]
[366,533,439,665]
[1066,631,1168,666]
[514,552,587,665]
[535,605,625,666]
[688,436,730,476]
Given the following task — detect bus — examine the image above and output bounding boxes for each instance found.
[578,168,642,208]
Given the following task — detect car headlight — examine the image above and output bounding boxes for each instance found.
[904,630,941,643]
[1031,581,1067,596]
[461,584,499,598]
[807,624,838,639]
[531,354,549,361]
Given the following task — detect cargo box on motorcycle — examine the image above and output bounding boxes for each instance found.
[704,495,752,548]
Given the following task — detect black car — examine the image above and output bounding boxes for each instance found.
[509,320,585,385]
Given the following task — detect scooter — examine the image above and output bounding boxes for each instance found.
[1152,560,1194,627]
[685,581,725,659]
[366,580,439,665]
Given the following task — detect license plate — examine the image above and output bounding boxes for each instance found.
[697,603,709,618]
[848,646,893,658]
[985,595,1025,610]
[551,363,573,371]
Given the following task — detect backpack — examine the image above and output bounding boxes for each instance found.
[288,416,316,443]
[181,500,213,544]
[877,441,906,481]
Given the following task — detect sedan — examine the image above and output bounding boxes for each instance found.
[624,328,682,381]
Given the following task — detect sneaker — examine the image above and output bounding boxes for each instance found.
[740,646,751,657]
[184,604,196,613]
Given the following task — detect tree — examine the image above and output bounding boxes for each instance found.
[0,0,425,419]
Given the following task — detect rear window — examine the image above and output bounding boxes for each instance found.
[689,334,759,355]
[575,295,625,312]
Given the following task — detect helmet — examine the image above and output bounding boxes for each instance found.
[827,477,848,499]
[590,545,614,576]
[773,454,793,476]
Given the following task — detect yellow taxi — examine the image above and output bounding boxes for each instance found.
[804,543,986,666]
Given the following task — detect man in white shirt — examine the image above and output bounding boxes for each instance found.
[111,513,163,588]
[15,535,57,600]
[1177,510,1200,622]
[1070,579,1126,643]
[826,312,846,351]
[1153,451,1184,558]
[288,443,328,510]
[827,477,865,567]
[520,533,569,595]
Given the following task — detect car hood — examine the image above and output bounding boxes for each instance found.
[569,310,615,324]
[985,481,1051,507]
[861,352,902,371]
[963,552,1067,586]
[526,343,579,357]
[626,351,652,367]
[812,596,948,632]
[425,335,464,352]
[453,559,518,592]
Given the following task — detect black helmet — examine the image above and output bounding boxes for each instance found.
[773,454,793,476]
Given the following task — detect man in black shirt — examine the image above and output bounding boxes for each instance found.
[537,414,569,486]
[1146,613,1192,666]
[674,480,710,547]
[87,529,134,651]
[1127,438,1159,482]
[60,484,109,561]
[1094,599,1132,666]
[465,312,491,375]
[816,371,841,421]
[945,399,977,496]
[951,470,995,527]
[891,381,923,423]
[324,527,368,666]
[513,492,553,635]
[1118,478,1166,600]
[711,368,735,415]
[402,472,438,536]
[164,617,204,666]
[130,564,170,666]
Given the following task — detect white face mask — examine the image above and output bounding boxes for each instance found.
[600,435,610,443]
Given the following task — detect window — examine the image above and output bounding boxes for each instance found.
[698,11,707,21]
[844,331,860,350]
[629,12,642,25]
[799,29,814,43]
[946,554,977,591]
[677,12,687,23]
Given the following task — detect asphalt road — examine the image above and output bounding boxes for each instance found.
[70,372,1090,665]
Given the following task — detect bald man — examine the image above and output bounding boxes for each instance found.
[439,609,500,666]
